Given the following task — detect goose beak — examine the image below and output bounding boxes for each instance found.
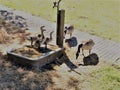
[40,26,45,29]
[41,25,45,28]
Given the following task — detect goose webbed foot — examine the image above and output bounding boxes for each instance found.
[82,49,85,57]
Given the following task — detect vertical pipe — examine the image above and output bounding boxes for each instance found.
[56,10,65,48]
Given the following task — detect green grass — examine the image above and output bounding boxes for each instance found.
[0,0,120,42]
[89,64,120,90]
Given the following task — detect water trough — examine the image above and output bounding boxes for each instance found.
[7,45,64,68]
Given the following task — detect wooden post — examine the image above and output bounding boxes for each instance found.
[56,10,65,48]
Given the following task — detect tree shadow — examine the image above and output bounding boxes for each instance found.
[65,37,78,48]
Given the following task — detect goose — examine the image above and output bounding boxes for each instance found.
[76,39,95,59]
[40,26,46,40]
[34,34,42,49]
[43,31,54,49]
[30,34,42,47]
[33,26,46,48]
[64,25,74,38]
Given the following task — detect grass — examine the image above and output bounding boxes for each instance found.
[0,0,120,42]
[89,64,120,90]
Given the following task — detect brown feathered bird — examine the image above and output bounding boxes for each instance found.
[76,39,95,59]
[64,25,74,38]
[43,31,54,49]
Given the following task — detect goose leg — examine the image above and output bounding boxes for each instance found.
[31,40,33,47]
[30,37,33,47]
[45,43,47,49]
[34,40,39,49]
[37,41,41,49]
[82,49,85,57]
[89,49,91,55]
[70,33,72,39]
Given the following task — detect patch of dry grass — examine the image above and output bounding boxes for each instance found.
[67,77,80,90]
[0,53,53,90]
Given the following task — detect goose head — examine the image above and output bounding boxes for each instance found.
[40,25,45,30]
[37,34,42,38]
[65,26,68,30]
[88,39,93,42]
[50,31,54,34]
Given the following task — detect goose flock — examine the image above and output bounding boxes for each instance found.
[28,24,95,60]
[28,26,54,49]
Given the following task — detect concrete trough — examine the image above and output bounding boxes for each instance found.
[7,45,63,68]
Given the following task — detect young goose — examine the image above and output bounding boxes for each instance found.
[34,34,42,49]
[43,31,54,48]
[30,34,42,47]
[76,39,95,59]
[40,25,46,40]
[34,26,46,49]
[64,25,74,38]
